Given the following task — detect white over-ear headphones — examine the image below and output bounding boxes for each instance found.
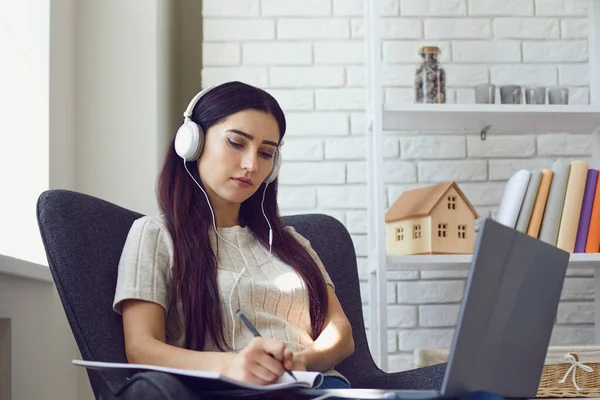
[174,86,283,184]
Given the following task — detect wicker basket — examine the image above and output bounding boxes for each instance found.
[414,346,600,398]
[536,346,600,398]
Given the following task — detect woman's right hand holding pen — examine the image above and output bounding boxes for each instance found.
[221,337,294,385]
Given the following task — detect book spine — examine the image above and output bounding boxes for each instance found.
[539,161,571,246]
[574,169,598,253]
[516,170,542,233]
[496,170,532,229]
[585,169,600,253]
[556,161,589,252]
[527,169,554,238]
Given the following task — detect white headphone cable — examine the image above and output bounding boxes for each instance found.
[261,182,273,254]
[183,159,273,352]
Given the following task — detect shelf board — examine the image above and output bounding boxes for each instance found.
[387,253,600,271]
[382,104,600,134]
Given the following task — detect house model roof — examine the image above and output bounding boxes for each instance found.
[385,181,479,223]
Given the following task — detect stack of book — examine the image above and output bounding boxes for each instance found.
[496,160,600,253]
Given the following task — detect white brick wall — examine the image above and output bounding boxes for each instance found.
[201,0,594,372]
[493,18,560,39]
[469,0,535,16]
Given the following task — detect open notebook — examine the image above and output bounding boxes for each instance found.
[72,359,324,391]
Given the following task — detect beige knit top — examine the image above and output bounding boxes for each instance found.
[113,216,347,381]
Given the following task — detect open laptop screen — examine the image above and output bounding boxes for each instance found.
[442,218,570,398]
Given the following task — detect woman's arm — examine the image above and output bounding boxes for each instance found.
[122,299,293,385]
[295,285,355,372]
[122,300,231,371]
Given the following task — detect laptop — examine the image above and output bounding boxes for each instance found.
[302,217,570,400]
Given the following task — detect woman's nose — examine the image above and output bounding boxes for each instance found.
[241,152,258,173]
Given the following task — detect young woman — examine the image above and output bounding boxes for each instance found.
[113,81,355,389]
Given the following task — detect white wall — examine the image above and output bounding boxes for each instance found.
[75,0,175,217]
[1,0,192,398]
[174,0,205,120]
[50,0,76,192]
[0,0,51,266]
[201,0,595,371]
[0,0,178,263]
[0,1,85,399]
[0,275,79,400]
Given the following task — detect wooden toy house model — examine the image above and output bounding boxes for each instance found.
[385,181,479,256]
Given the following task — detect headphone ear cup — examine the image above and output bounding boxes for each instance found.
[175,121,204,161]
[264,149,282,184]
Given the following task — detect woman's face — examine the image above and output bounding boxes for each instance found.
[197,109,280,206]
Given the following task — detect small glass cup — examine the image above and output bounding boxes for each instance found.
[475,83,496,104]
[548,87,569,105]
[525,87,546,104]
[500,85,522,104]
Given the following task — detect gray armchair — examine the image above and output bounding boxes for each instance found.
[36,189,446,399]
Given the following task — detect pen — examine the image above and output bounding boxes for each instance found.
[236,310,298,382]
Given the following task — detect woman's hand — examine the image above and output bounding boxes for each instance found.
[221,337,294,385]
[291,353,307,371]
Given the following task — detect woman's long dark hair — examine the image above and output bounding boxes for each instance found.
[157,81,328,351]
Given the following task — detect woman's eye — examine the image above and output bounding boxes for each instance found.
[227,139,243,148]
[260,151,274,159]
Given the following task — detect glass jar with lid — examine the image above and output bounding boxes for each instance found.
[414,46,446,104]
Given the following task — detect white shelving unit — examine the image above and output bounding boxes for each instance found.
[388,253,600,271]
[364,0,600,371]
[383,104,600,133]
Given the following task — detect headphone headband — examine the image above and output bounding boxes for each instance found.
[183,86,215,120]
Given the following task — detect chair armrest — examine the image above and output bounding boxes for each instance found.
[358,363,447,390]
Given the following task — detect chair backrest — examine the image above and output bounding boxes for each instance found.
[280,214,378,384]
[37,190,142,399]
[36,190,377,397]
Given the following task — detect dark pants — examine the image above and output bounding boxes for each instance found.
[118,372,351,400]
[318,376,351,389]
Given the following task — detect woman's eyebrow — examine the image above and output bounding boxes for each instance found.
[227,129,279,147]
